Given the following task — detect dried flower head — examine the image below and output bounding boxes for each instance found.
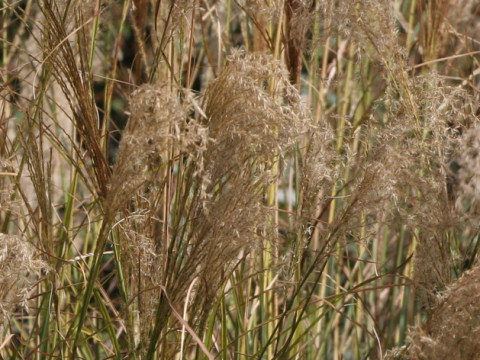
[397,265,480,360]
[375,73,475,308]
[182,49,309,315]
[107,83,207,214]
[0,234,48,331]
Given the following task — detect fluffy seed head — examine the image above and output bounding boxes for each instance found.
[0,234,48,331]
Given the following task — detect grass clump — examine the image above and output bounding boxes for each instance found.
[1,0,480,359]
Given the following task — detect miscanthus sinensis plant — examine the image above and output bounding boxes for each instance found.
[1,0,479,359]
